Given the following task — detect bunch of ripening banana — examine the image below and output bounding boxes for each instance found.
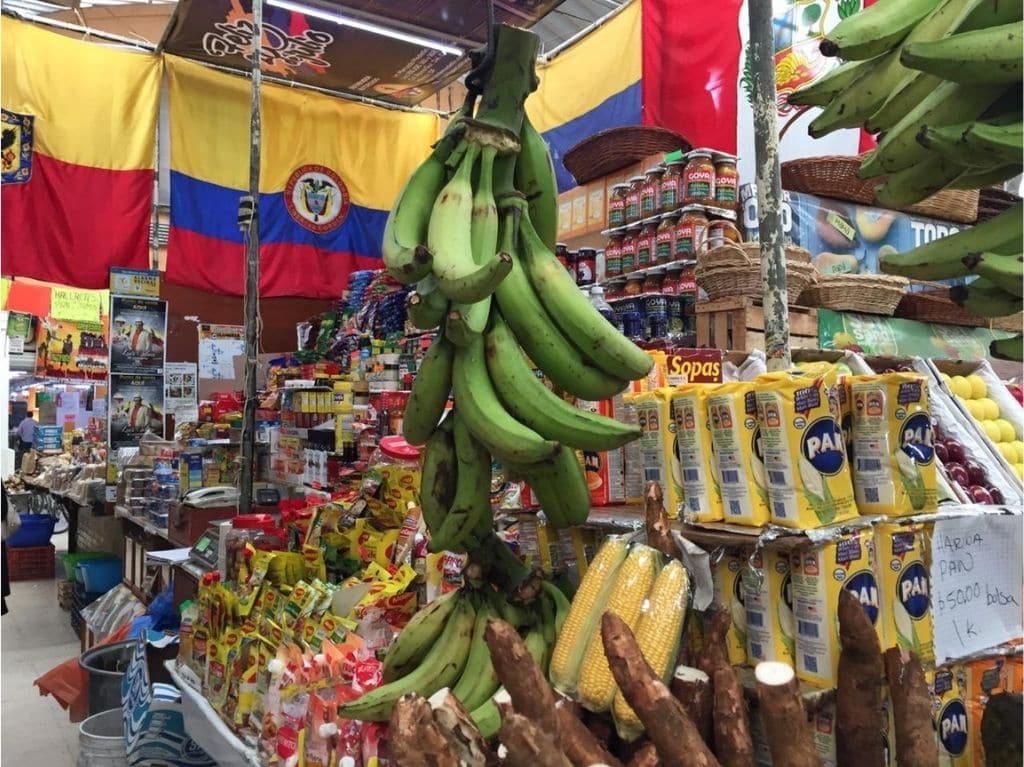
[381,25,649,554]
[337,576,569,734]
[790,0,1023,354]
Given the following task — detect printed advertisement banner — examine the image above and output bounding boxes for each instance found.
[109,374,165,448]
[6,311,37,372]
[818,310,1015,360]
[35,316,108,380]
[165,362,199,424]
[162,0,468,106]
[110,297,167,376]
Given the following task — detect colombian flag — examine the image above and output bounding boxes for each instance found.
[1,19,161,289]
[527,1,642,192]
[165,56,439,299]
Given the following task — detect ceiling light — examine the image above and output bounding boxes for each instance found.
[266,0,463,57]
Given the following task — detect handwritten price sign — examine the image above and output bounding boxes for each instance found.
[930,512,1023,665]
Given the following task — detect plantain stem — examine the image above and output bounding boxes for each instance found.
[472,25,540,143]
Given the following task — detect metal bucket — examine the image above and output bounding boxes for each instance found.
[76,708,127,767]
[79,641,134,716]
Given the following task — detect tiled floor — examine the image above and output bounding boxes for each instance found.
[2,533,82,766]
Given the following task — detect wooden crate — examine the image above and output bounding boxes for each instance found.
[696,297,819,352]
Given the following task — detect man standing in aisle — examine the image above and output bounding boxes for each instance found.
[15,411,36,470]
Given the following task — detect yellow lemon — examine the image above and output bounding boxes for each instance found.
[1015,463,1024,480]
[949,375,972,399]
[940,372,952,384]
[980,398,1000,420]
[1013,440,1024,463]
[997,419,1016,443]
[964,400,984,421]
[999,443,1016,463]
[833,331,855,350]
[967,373,987,400]
[982,420,1002,443]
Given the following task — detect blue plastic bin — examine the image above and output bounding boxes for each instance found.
[7,514,57,548]
[75,558,122,594]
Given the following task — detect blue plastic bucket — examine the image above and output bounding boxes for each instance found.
[7,514,57,548]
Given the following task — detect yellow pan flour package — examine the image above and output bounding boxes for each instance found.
[874,522,933,664]
[707,382,770,526]
[710,549,748,666]
[741,547,795,666]
[850,373,937,516]
[754,370,857,529]
[791,529,879,687]
[624,388,683,517]
[670,384,723,523]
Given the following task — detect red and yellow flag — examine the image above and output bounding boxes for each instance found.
[1,19,161,288]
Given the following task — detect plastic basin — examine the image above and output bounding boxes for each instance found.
[7,514,56,548]
[75,559,122,594]
[79,641,135,716]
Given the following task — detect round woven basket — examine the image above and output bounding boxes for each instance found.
[977,187,1022,223]
[696,242,816,304]
[897,286,1024,330]
[781,155,980,224]
[800,274,908,316]
[563,126,691,186]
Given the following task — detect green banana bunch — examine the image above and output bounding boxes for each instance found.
[339,595,476,722]
[419,416,456,535]
[541,580,571,636]
[427,411,495,553]
[402,333,454,445]
[450,595,502,711]
[901,20,1023,83]
[879,203,1022,280]
[963,251,1024,297]
[819,0,943,59]
[508,445,592,529]
[788,58,878,107]
[917,118,1023,167]
[950,277,1024,316]
[406,275,449,330]
[515,116,559,252]
[380,588,462,683]
[468,627,550,739]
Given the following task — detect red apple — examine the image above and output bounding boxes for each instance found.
[944,440,967,465]
[1007,384,1024,405]
[945,463,969,487]
[969,485,994,504]
[963,459,987,486]
[934,442,949,464]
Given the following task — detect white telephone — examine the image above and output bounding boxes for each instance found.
[183,486,240,509]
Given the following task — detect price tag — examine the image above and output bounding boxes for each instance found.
[930,512,1023,664]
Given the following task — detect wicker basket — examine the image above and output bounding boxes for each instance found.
[781,155,980,224]
[977,187,1022,223]
[563,126,691,186]
[897,286,1023,330]
[800,274,908,316]
[696,242,816,303]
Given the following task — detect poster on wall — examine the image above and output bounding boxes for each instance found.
[109,296,167,375]
[165,362,199,423]
[34,316,108,380]
[5,311,38,371]
[198,323,244,381]
[108,374,165,448]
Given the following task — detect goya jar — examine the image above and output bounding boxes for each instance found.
[662,263,683,295]
[624,273,646,297]
[604,234,624,278]
[643,267,665,295]
[624,176,645,224]
[640,167,663,218]
[618,298,645,341]
[636,221,657,269]
[674,206,709,259]
[666,294,685,335]
[706,218,742,250]
[608,183,630,228]
[683,150,716,205]
[621,225,640,273]
[555,242,571,270]
[605,277,626,300]
[655,215,676,265]
[678,265,698,295]
[644,292,669,340]
[660,160,685,213]
[576,247,597,285]
[714,154,739,209]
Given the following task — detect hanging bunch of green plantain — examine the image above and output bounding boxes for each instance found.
[790,0,1023,357]
[382,25,648,557]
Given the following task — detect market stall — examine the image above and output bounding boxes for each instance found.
[2,0,1022,765]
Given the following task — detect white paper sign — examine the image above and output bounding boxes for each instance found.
[931,513,1023,665]
[165,362,199,423]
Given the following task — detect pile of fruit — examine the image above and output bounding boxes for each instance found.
[382,25,647,554]
[791,0,1023,351]
[942,371,1024,479]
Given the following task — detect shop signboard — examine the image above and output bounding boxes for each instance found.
[817,310,1015,361]
[109,374,165,448]
[740,184,971,290]
[162,0,492,106]
[110,296,167,376]
[34,316,108,380]
[110,267,161,298]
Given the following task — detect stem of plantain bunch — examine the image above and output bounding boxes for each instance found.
[465,25,540,154]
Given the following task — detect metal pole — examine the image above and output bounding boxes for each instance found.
[747,0,791,372]
[239,0,263,514]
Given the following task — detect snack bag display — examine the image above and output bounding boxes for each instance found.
[707,382,770,526]
[670,384,723,523]
[754,370,857,529]
[850,373,937,515]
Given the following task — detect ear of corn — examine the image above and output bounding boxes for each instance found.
[576,545,662,712]
[611,559,691,740]
[548,536,630,694]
